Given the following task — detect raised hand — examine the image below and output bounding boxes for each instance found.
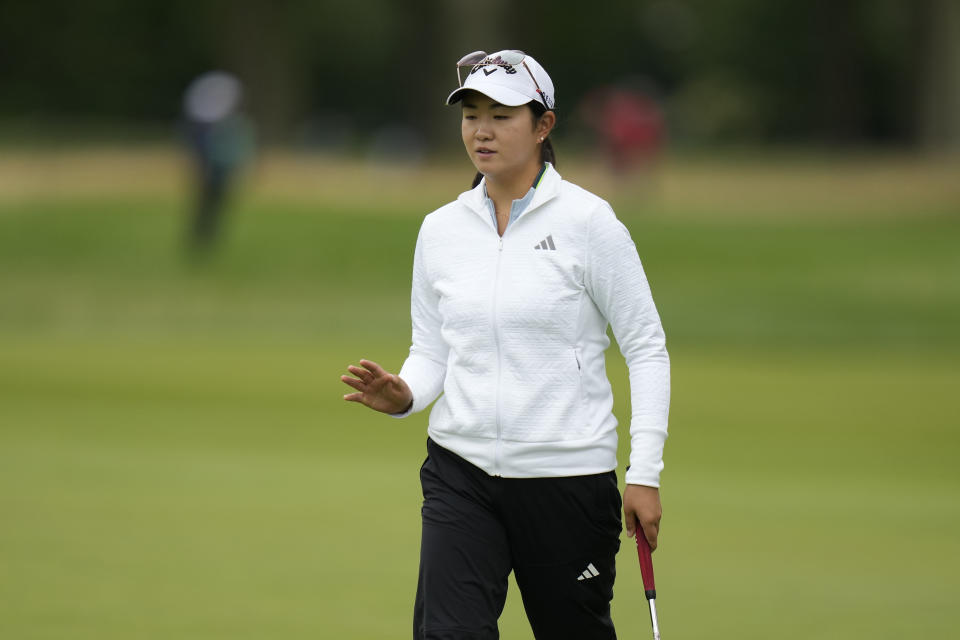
[341,359,414,415]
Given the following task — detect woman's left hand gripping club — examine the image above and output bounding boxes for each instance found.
[623,484,662,551]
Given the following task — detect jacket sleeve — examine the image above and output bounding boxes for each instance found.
[584,204,670,486]
[392,222,448,418]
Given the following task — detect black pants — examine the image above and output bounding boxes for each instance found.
[414,438,622,639]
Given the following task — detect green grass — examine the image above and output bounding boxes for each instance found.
[1,157,959,638]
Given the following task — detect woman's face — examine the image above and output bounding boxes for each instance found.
[461,91,545,180]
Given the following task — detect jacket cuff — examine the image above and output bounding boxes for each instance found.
[624,467,661,487]
[388,398,415,419]
[626,425,667,486]
[394,353,446,417]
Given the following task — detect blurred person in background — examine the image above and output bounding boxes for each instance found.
[580,81,665,173]
[341,50,670,639]
[181,70,255,254]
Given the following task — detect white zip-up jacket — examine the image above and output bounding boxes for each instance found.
[396,164,670,486]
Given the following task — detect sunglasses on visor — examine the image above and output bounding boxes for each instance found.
[455,50,552,109]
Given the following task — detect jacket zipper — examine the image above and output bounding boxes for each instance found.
[488,203,537,475]
[491,234,504,475]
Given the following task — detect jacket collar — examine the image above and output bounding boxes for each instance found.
[457,162,561,223]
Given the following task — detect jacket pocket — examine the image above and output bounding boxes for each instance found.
[574,347,586,404]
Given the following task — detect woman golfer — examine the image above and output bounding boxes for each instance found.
[341,50,670,639]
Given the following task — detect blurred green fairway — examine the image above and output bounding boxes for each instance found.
[1,150,959,639]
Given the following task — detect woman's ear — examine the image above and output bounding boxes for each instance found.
[537,110,557,140]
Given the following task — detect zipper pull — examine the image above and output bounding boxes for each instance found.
[498,237,504,251]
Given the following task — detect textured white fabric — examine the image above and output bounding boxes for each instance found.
[395,164,670,486]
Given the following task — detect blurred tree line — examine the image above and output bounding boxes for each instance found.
[0,0,957,150]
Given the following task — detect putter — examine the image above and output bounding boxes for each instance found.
[636,530,661,640]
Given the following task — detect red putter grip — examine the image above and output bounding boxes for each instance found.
[636,530,656,597]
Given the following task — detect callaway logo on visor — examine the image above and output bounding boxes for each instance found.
[453,50,555,109]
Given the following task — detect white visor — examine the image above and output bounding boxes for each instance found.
[447,51,555,110]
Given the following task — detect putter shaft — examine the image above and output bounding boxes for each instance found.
[648,598,661,640]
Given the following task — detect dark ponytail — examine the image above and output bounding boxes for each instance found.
[470,101,557,188]
[541,138,556,166]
